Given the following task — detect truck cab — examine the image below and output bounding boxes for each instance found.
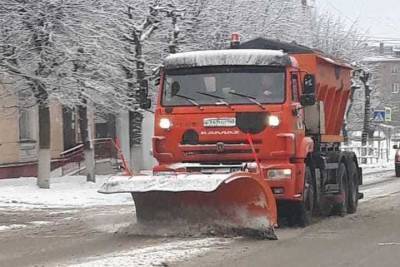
[152,37,362,226]
[153,48,310,194]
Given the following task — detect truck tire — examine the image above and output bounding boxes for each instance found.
[332,163,348,216]
[347,161,359,214]
[396,165,400,177]
[292,167,314,227]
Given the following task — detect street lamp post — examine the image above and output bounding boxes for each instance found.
[359,69,371,164]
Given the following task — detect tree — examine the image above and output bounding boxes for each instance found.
[0,0,132,186]
[1,0,372,180]
[72,48,96,182]
[157,2,185,54]
[310,12,370,62]
[0,1,74,188]
[79,0,162,170]
[175,0,312,51]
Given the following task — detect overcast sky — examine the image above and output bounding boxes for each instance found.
[316,0,400,43]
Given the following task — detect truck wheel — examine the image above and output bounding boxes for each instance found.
[296,167,314,227]
[332,163,348,216]
[396,166,400,177]
[347,161,359,214]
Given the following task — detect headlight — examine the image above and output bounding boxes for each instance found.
[159,118,172,129]
[267,115,280,127]
[267,169,292,180]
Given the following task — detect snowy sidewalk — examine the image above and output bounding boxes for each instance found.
[0,175,132,209]
[360,160,396,185]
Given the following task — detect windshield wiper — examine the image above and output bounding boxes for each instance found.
[175,94,202,109]
[228,91,265,110]
[196,91,233,110]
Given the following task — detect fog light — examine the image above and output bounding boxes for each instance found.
[272,187,285,194]
[267,169,292,180]
[159,118,172,130]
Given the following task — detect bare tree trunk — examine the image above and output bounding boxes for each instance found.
[129,37,145,172]
[78,104,95,182]
[129,110,143,172]
[169,15,179,54]
[124,4,161,172]
[343,85,358,144]
[37,103,50,189]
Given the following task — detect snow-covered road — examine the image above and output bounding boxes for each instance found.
[176,170,400,267]
[0,168,399,267]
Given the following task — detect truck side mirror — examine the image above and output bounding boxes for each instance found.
[152,66,162,86]
[394,145,399,149]
[154,77,161,86]
[300,74,316,106]
[140,98,152,110]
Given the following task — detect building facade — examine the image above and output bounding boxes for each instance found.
[363,44,400,128]
[0,80,65,178]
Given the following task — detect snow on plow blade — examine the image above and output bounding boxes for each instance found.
[99,172,277,239]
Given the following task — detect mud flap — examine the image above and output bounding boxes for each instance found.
[99,172,277,239]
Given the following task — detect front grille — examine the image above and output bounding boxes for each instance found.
[194,139,262,145]
[184,149,259,156]
[180,141,262,157]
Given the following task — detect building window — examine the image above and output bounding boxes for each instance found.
[392,65,400,73]
[393,83,400,94]
[19,108,34,141]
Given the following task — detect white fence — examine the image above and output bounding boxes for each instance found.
[342,139,396,164]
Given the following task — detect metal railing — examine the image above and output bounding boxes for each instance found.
[58,138,121,176]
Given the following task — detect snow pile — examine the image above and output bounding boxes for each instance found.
[99,173,231,194]
[361,178,400,202]
[68,238,229,267]
[0,221,51,232]
[361,161,394,176]
[0,175,132,209]
[0,224,26,232]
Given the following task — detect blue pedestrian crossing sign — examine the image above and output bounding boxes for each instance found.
[373,110,385,122]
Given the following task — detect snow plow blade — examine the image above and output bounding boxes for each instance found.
[99,172,277,239]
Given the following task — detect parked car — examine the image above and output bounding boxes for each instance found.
[394,145,400,177]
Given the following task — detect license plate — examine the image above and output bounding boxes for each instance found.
[203,118,236,127]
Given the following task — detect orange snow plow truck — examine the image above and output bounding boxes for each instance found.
[99,36,363,239]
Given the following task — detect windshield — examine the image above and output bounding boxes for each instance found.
[162,66,285,106]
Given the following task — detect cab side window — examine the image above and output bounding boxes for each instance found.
[291,73,299,101]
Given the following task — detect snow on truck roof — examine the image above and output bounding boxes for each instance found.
[239,37,314,54]
[164,49,292,69]
[240,37,352,69]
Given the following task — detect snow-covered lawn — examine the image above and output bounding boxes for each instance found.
[0,175,132,209]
